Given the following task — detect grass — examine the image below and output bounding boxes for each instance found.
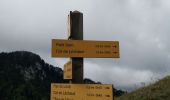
[115,76,170,100]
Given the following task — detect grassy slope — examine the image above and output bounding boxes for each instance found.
[116,76,170,100]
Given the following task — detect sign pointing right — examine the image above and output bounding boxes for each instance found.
[52,39,119,58]
[51,83,113,100]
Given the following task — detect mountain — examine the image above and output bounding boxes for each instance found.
[0,51,125,100]
[0,51,65,100]
[116,76,170,100]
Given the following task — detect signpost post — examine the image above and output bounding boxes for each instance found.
[51,11,120,100]
[68,11,84,83]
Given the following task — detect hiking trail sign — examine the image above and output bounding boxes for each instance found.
[64,60,72,79]
[51,11,120,100]
[51,83,113,100]
[52,39,119,58]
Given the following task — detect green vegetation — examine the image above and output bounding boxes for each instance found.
[116,76,170,100]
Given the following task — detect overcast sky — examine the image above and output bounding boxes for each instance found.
[1,0,170,91]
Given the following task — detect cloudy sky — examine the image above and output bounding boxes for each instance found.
[1,0,170,91]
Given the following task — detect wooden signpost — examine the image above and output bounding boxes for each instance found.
[68,11,84,83]
[51,11,120,100]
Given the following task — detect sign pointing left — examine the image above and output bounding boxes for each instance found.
[64,60,72,79]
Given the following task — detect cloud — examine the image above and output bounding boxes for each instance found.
[84,61,155,91]
[1,0,170,91]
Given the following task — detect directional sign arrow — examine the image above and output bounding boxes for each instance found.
[105,95,111,97]
[113,45,117,48]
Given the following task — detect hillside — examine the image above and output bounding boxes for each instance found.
[0,51,125,100]
[116,76,170,100]
[0,51,65,100]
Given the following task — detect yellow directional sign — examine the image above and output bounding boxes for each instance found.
[52,39,119,58]
[51,83,113,100]
[64,61,72,79]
